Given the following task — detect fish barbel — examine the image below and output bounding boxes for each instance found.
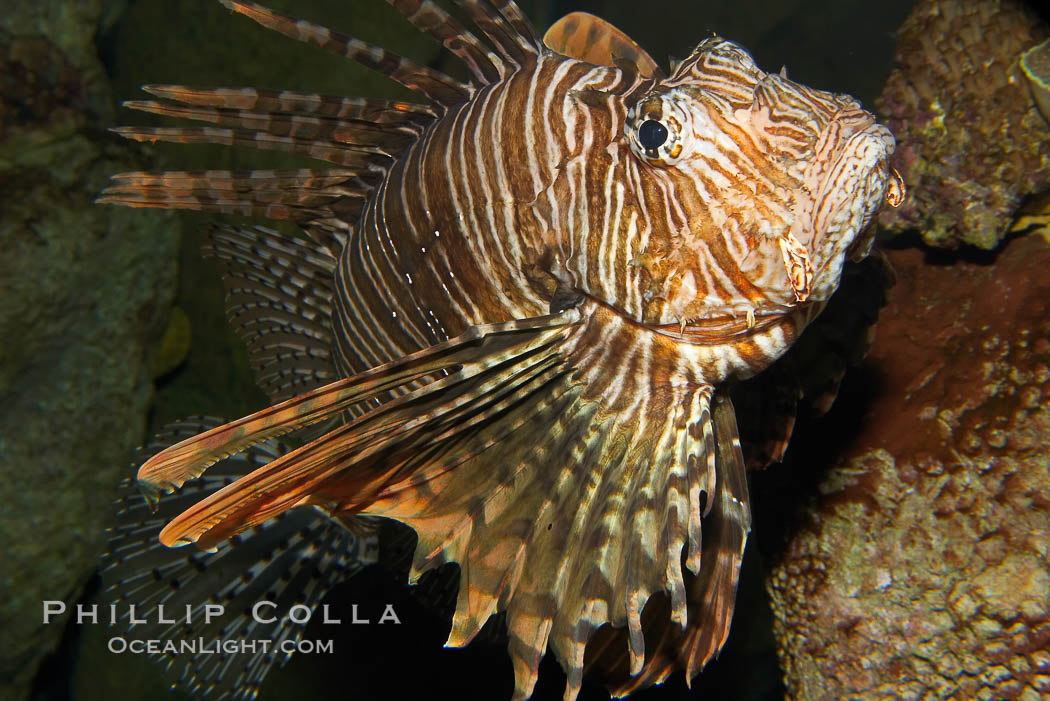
[99,1,899,698]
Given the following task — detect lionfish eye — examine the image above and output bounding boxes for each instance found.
[626,96,688,166]
[638,120,668,150]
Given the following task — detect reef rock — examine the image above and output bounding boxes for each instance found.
[766,233,1050,700]
[876,0,1050,249]
[0,2,178,699]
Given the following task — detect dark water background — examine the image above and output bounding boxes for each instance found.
[36,1,917,699]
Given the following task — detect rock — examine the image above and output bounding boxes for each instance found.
[876,0,1050,250]
[766,234,1050,700]
[0,2,179,699]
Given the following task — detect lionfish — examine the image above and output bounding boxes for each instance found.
[99,0,901,698]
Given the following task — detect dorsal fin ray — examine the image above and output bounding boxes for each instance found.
[108,125,392,169]
[217,0,472,108]
[135,85,438,127]
[385,0,506,84]
[98,170,368,254]
[452,0,542,65]
[488,0,543,53]
[543,11,664,79]
[100,86,434,247]
[120,99,420,154]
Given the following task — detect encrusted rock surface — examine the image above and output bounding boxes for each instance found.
[0,2,178,698]
[876,0,1050,249]
[767,234,1050,700]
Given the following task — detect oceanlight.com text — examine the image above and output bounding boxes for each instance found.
[106,637,335,655]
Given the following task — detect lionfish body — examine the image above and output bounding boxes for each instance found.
[100,1,898,698]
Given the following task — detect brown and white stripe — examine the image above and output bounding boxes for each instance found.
[102,1,897,699]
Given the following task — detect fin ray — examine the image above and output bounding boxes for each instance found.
[601,391,751,695]
[386,0,505,84]
[203,225,342,403]
[451,0,540,65]
[136,313,579,505]
[122,99,418,153]
[99,170,370,251]
[155,316,578,549]
[141,85,437,124]
[102,418,377,700]
[217,0,472,107]
[109,125,392,167]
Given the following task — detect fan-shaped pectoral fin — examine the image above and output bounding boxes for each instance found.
[591,389,751,696]
[139,311,583,548]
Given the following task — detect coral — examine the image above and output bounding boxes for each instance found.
[1021,38,1050,124]
[876,0,1050,249]
[766,235,1050,700]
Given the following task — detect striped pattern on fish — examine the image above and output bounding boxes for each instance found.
[99,1,900,699]
[102,418,379,700]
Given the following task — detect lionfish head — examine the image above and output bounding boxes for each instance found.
[623,37,900,331]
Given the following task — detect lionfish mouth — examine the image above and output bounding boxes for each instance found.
[647,304,803,344]
[582,294,802,345]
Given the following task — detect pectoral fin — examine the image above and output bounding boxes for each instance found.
[142,311,582,549]
[142,302,748,701]
[584,390,751,695]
